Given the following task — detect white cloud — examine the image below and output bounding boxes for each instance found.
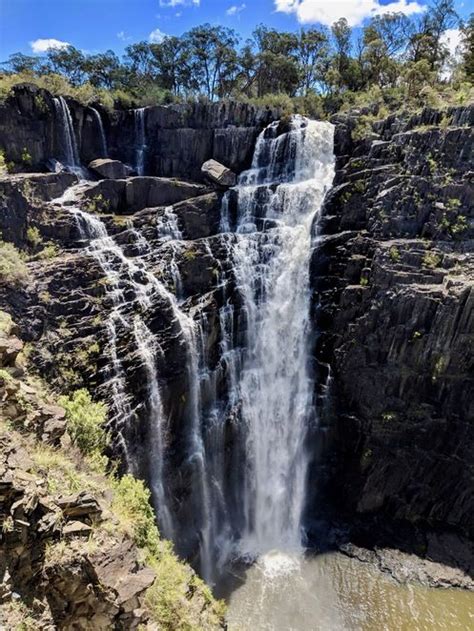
[149,28,167,43]
[30,38,70,54]
[440,28,462,58]
[159,0,200,7]
[117,31,132,41]
[274,0,426,27]
[227,3,246,15]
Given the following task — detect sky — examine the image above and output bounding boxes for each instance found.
[0,0,470,62]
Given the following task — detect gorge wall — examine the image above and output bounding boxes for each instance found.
[0,83,473,597]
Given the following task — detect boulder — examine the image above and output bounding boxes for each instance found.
[201,159,236,187]
[88,158,131,180]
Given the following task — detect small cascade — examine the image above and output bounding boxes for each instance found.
[134,108,146,175]
[90,107,108,157]
[53,96,81,169]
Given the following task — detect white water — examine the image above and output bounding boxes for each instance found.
[90,107,108,157]
[180,117,335,581]
[233,118,335,557]
[53,96,81,169]
[134,107,146,175]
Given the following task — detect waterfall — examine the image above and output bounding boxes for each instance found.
[53,96,81,168]
[49,116,335,586]
[134,108,146,175]
[50,185,192,535]
[232,117,335,556]
[183,116,336,579]
[90,107,108,157]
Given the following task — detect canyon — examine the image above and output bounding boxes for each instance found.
[0,83,473,629]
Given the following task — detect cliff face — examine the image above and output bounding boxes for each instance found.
[0,85,473,607]
[312,105,474,540]
[0,83,276,178]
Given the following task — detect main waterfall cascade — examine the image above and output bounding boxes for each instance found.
[191,117,336,578]
[52,99,335,583]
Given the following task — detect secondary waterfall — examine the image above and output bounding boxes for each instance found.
[90,107,108,157]
[134,107,146,175]
[53,96,81,168]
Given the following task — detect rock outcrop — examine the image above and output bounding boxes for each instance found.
[0,89,473,611]
[88,158,131,179]
[201,159,237,187]
[0,84,277,178]
[0,314,225,629]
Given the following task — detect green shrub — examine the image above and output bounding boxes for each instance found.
[450,214,467,236]
[352,114,376,141]
[21,147,32,166]
[26,226,42,248]
[389,246,401,262]
[59,388,108,457]
[0,149,6,174]
[422,251,441,269]
[37,243,60,259]
[0,241,30,284]
[112,473,160,555]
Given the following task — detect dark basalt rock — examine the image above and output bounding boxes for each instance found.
[311,105,474,544]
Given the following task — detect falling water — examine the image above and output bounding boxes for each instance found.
[183,116,336,579]
[233,117,335,556]
[53,96,81,169]
[90,107,108,157]
[134,107,146,175]
[48,183,189,538]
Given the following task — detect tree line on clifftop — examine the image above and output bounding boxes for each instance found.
[1,0,473,116]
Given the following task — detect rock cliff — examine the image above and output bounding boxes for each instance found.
[0,85,473,621]
[311,105,474,547]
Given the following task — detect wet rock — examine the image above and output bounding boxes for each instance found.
[201,158,236,187]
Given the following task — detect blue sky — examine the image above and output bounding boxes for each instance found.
[0,0,470,61]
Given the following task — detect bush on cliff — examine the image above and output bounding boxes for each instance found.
[0,241,30,285]
[59,388,109,461]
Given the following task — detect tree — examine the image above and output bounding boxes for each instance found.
[252,26,300,96]
[329,18,363,91]
[360,14,411,87]
[2,52,43,74]
[296,28,329,94]
[83,50,122,89]
[408,0,458,73]
[460,14,474,81]
[149,36,191,95]
[184,24,240,99]
[123,42,158,88]
[46,46,87,85]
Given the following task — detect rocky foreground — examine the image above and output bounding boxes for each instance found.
[0,85,473,625]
